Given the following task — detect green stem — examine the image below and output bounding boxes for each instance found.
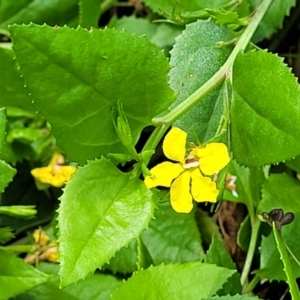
[152,0,273,125]
[240,217,261,288]
[142,0,273,162]
[243,274,260,294]
[99,0,117,17]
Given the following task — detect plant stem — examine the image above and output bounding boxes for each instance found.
[142,0,273,157]
[243,274,260,294]
[152,0,273,125]
[241,217,261,289]
[99,0,117,17]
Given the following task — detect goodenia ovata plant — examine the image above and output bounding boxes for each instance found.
[1,0,299,298]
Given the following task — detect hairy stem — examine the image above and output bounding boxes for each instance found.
[143,0,273,155]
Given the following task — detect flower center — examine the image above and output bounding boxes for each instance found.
[183,154,199,169]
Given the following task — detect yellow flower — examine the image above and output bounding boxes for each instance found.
[144,127,230,213]
[31,152,76,187]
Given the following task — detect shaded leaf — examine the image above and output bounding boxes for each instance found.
[258,173,300,214]
[250,0,296,43]
[58,158,156,287]
[0,226,14,244]
[0,160,16,192]
[141,201,205,264]
[79,0,101,28]
[111,262,235,300]
[169,19,235,143]
[205,235,241,295]
[0,249,48,299]
[206,294,260,300]
[9,24,175,164]
[231,51,300,167]
[0,0,78,29]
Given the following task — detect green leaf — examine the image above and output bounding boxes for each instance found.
[79,0,101,28]
[0,160,16,192]
[231,51,300,167]
[9,24,176,164]
[223,160,265,210]
[141,201,205,264]
[58,157,156,287]
[250,0,296,43]
[237,215,251,252]
[16,271,121,300]
[0,0,79,29]
[286,155,300,173]
[0,46,34,112]
[142,0,229,16]
[169,19,235,143]
[255,212,300,281]
[205,235,241,295]
[0,249,48,299]
[206,294,261,300]
[0,108,6,152]
[105,239,140,274]
[111,262,235,300]
[272,222,300,300]
[0,226,14,244]
[258,173,300,214]
[109,16,183,52]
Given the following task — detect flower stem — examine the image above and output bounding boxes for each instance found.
[100,0,117,16]
[240,217,261,289]
[243,274,260,294]
[152,0,273,125]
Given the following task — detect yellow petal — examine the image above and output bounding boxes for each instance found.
[170,171,193,213]
[31,165,76,187]
[196,143,230,175]
[162,127,187,164]
[191,168,219,203]
[50,152,65,166]
[144,162,184,189]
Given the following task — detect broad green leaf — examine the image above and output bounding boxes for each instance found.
[105,239,141,274]
[286,155,300,173]
[231,51,300,167]
[255,212,300,281]
[0,0,79,30]
[0,160,16,192]
[109,16,183,52]
[169,19,235,143]
[142,0,229,16]
[111,262,235,300]
[258,173,300,214]
[0,46,34,112]
[0,249,48,299]
[9,24,176,164]
[206,295,260,300]
[205,235,241,295]
[141,201,205,264]
[58,158,156,287]
[250,0,296,43]
[79,0,101,28]
[16,267,121,300]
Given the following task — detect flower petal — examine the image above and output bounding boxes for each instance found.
[196,143,230,175]
[191,168,219,203]
[144,162,184,189]
[162,127,187,164]
[170,171,193,213]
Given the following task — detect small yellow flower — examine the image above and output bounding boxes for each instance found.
[144,127,230,213]
[31,152,76,187]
